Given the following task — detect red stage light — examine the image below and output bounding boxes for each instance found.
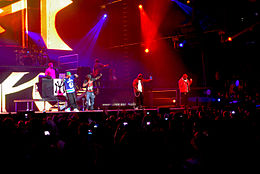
[145,48,149,53]
[139,4,143,9]
[228,37,232,41]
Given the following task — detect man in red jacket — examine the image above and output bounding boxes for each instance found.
[132,73,152,109]
[178,73,192,107]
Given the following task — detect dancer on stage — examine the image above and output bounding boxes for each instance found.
[178,73,192,107]
[133,73,152,109]
[83,73,102,110]
[64,72,79,112]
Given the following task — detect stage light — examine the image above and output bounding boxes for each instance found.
[139,4,143,9]
[172,99,176,103]
[228,37,232,41]
[235,80,239,87]
[179,42,184,47]
[145,48,149,53]
[217,98,221,102]
[206,89,211,96]
[0,9,3,14]
[103,14,107,19]
[186,0,190,4]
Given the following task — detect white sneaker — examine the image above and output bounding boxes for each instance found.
[73,108,79,112]
[65,108,71,112]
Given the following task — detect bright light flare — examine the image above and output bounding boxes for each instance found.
[228,37,232,41]
[139,4,143,9]
[145,48,149,53]
[103,14,107,19]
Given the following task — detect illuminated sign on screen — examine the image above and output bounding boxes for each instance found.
[0,72,53,112]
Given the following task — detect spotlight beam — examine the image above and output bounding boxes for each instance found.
[171,0,216,30]
[26,31,47,48]
[74,15,107,65]
[224,22,260,42]
[172,0,192,16]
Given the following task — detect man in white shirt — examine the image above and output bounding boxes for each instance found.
[132,73,152,109]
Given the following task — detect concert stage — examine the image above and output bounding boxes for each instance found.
[0,106,193,120]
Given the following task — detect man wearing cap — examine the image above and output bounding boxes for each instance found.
[132,73,152,109]
[178,73,192,107]
[83,73,102,110]
[64,72,79,112]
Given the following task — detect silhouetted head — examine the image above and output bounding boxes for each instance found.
[137,73,143,80]
[183,74,188,80]
[48,62,53,68]
[86,74,92,80]
[95,58,100,63]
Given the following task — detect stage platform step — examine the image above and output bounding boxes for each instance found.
[1,106,198,116]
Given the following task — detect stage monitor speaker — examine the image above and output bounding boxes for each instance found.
[38,77,54,99]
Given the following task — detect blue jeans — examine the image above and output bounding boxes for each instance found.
[86,91,95,110]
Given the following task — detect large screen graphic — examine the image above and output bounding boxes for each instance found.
[0,0,73,50]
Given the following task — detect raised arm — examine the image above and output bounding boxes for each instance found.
[142,78,152,83]
[83,81,88,87]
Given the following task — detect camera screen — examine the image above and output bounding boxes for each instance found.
[44,131,50,136]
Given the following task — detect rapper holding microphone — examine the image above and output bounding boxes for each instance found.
[133,73,152,109]
[178,73,192,107]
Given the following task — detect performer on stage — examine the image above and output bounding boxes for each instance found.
[93,58,109,88]
[45,62,56,79]
[132,73,152,109]
[83,73,102,110]
[178,73,192,107]
[64,72,79,112]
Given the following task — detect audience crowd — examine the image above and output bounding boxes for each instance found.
[1,99,259,171]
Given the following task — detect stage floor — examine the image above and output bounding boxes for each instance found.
[0,106,197,115]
